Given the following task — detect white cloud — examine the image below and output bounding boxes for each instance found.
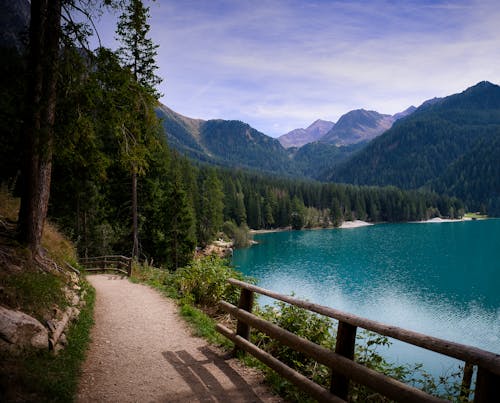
[91,0,500,137]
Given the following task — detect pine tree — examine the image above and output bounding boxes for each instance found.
[164,164,196,270]
[290,196,305,230]
[116,0,162,97]
[115,0,162,258]
[331,198,342,227]
[197,170,224,245]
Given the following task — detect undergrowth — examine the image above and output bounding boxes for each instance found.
[0,279,95,402]
[1,271,68,322]
[0,189,97,402]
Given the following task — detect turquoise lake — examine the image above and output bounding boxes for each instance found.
[232,219,500,376]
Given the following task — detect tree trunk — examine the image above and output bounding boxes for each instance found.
[131,169,139,259]
[18,0,62,255]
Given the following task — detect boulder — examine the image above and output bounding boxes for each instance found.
[0,306,49,352]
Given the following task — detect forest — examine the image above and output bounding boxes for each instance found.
[327,82,500,215]
[0,0,465,270]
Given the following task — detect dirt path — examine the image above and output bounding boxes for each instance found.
[77,274,282,403]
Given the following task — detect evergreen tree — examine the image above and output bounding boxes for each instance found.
[115,0,162,258]
[116,0,162,97]
[164,161,196,270]
[234,191,247,225]
[197,170,224,245]
[18,0,63,255]
[331,198,342,227]
[290,196,305,230]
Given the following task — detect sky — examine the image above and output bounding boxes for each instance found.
[86,0,500,137]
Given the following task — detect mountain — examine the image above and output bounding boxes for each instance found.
[392,105,417,120]
[156,104,298,175]
[324,81,500,212]
[319,109,395,146]
[290,141,367,179]
[278,119,335,148]
[279,106,416,149]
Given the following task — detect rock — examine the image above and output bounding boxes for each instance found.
[0,306,49,352]
[69,272,79,284]
[59,333,67,346]
[71,308,80,319]
[71,294,80,306]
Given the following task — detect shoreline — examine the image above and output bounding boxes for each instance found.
[249,216,481,235]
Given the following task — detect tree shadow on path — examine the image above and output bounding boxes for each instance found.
[162,346,264,402]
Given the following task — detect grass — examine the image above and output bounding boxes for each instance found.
[0,279,96,402]
[179,303,230,347]
[0,189,97,402]
[464,212,488,219]
[1,271,68,322]
[42,221,79,267]
[0,187,20,220]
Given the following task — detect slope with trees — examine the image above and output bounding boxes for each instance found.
[0,0,471,272]
[325,82,500,214]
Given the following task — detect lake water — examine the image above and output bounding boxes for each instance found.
[232,219,500,377]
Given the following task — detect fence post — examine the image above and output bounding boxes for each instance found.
[460,362,474,400]
[330,321,357,399]
[474,367,500,403]
[127,258,132,277]
[233,288,254,356]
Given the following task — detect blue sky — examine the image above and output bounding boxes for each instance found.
[88,0,500,137]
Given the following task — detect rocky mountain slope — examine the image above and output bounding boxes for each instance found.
[278,119,334,148]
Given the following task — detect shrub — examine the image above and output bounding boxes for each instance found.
[222,220,253,248]
[174,255,249,307]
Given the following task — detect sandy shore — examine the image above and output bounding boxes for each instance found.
[249,227,291,234]
[413,217,468,224]
[250,220,374,233]
[249,217,478,235]
[338,220,373,229]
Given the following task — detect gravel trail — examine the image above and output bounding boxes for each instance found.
[77,274,281,403]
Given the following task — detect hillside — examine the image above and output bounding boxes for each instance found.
[0,192,94,402]
[157,104,299,175]
[325,81,500,213]
[157,104,373,178]
[290,141,366,179]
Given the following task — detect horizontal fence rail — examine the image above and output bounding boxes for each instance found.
[217,278,500,403]
[79,255,132,277]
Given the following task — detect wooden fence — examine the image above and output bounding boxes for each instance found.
[217,278,500,403]
[79,255,132,277]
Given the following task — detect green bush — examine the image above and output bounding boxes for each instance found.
[256,300,335,384]
[222,220,253,248]
[252,301,463,402]
[174,255,249,307]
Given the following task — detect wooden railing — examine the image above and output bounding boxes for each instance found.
[79,255,132,277]
[217,278,500,403]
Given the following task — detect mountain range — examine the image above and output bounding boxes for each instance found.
[158,81,500,215]
[156,103,417,178]
[278,106,416,149]
[278,119,334,148]
[326,81,500,213]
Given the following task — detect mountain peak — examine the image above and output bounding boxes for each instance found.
[279,119,334,148]
[319,109,394,146]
